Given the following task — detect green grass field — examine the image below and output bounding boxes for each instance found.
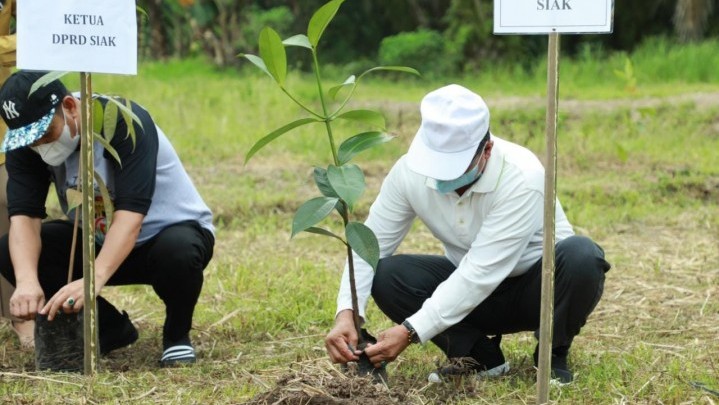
[1,38,718,403]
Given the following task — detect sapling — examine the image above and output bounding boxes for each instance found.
[241,0,418,378]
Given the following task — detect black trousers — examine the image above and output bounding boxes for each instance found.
[371,235,610,358]
[0,219,214,344]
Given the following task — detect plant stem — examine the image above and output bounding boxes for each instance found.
[330,83,358,118]
[346,242,364,345]
[280,87,323,119]
[312,50,339,166]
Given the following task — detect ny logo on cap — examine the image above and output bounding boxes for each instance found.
[2,100,19,120]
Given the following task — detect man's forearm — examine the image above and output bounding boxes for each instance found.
[93,210,143,286]
[8,215,42,285]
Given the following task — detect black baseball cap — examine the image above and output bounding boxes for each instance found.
[0,71,68,152]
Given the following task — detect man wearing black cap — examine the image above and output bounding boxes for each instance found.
[324,84,610,384]
[0,71,215,366]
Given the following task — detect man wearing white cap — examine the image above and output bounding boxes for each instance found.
[325,84,610,384]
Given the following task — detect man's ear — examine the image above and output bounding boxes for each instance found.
[483,140,494,157]
[61,95,78,116]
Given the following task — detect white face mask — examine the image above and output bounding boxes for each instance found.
[32,109,80,166]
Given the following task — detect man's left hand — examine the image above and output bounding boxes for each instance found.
[363,324,411,368]
[39,278,104,321]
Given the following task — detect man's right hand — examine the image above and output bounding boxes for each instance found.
[10,281,45,320]
[324,309,362,363]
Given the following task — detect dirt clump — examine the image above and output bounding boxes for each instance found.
[243,370,411,405]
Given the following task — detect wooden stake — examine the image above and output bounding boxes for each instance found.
[537,31,560,404]
[80,72,98,375]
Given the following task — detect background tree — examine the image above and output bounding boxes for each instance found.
[674,0,715,42]
[135,0,719,71]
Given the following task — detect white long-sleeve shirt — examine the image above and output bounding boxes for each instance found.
[336,136,574,343]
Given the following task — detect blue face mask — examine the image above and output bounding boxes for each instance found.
[436,162,482,194]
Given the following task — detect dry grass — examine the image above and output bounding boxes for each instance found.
[1,81,719,403]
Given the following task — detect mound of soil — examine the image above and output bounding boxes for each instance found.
[244,372,410,405]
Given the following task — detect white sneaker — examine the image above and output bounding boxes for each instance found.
[428,359,510,383]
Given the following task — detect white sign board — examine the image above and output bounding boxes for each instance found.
[17,0,137,75]
[494,0,613,34]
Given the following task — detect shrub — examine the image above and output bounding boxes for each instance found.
[378,29,456,76]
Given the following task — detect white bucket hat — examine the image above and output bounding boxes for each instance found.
[406,84,490,180]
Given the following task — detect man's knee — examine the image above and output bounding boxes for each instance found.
[556,235,610,282]
[152,224,213,275]
[371,256,401,300]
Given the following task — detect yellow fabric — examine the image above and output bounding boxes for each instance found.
[0,0,16,166]
[0,0,15,318]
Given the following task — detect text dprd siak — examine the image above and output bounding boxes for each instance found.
[52,34,116,47]
[52,13,116,47]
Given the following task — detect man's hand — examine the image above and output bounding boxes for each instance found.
[325,309,362,363]
[10,280,45,320]
[39,277,106,321]
[363,324,411,368]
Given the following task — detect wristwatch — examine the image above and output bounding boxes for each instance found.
[402,320,421,344]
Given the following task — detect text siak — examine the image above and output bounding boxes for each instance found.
[537,0,572,10]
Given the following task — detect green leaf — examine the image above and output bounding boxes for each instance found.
[292,197,339,238]
[102,96,140,152]
[357,66,421,81]
[615,142,628,163]
[94,131,122,167]
[345,222,379,270]
[103,100,118,144]
[338,131,394,165]
[66,188,82,211]
[313,167,348,221]
[313,167,338,198]
[283,34,312,49]
[304,226,346,244]
[123,98,136,147]
[259,27,287,86]
[93,171,115,226]
[240,54,273,78]
[92,99,104,134]
[327,164,365,211]
[307,0,344,47]
[328,75,355,100]
[104,96,143,131]
[29,71,69,97]
[335,109,386,130]
[245,117,319,163]
[135,6,148,19]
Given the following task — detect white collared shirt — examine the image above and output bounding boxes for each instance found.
[336,136,574,343]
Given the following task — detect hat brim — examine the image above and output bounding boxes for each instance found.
[406,128,480,180]
[1,108,56,153]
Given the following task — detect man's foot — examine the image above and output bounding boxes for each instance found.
[99,311,139,355]
[160,335,196,367]
[11,319,35,350]
[533,344,573,385]
[428,357,510,383]
[428,335,509,383]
